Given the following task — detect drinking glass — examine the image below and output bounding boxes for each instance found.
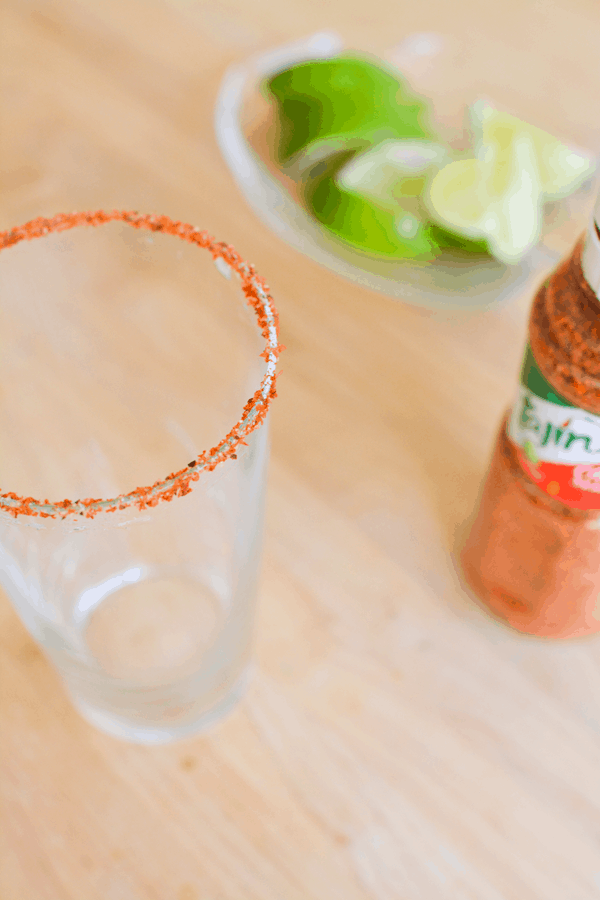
[0,211,281,744]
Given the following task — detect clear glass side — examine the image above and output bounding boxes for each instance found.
[0,421,269,742]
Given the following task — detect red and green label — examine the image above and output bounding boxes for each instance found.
[507,346,600,509]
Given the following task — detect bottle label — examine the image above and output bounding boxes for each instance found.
[507,345,600,509]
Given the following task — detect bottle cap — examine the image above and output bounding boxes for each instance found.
[581,191,600,298]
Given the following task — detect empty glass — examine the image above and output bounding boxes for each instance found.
[0,211,281,743]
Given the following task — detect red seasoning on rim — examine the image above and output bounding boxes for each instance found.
[0,210,283,520]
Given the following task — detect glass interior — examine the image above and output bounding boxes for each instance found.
[0,220,266,501]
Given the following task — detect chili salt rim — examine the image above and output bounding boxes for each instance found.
[0,210,283,521]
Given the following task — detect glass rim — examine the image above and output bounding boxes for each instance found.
[0,209,282,521]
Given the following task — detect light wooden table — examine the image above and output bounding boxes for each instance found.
[2,1,600,898]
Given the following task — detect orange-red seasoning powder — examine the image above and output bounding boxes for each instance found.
[461,208,600,639]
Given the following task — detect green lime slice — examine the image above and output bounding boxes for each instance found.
[427,158,493,237]
[471,101,595,200]
[335,139,490,258]
[264,57,490,260]
[337,139,447,210]
[426,140,542,265]
[265,57,434,167]
[303,152,439,260]
[302,150,488,260]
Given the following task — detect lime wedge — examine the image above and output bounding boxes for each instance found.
[337,139,447,210]
[427,158,491,238]
[305,152,440,260]
[265,57,434,168]
[426,133,542,264]
[485,132,542,263]
[334,139,489,258]
[471,100,595,199]
[426,101,596,264]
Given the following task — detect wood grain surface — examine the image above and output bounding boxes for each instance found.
[1,1,600,898]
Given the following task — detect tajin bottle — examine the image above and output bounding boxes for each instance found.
[461,193,600,638]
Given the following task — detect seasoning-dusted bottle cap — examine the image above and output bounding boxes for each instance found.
[581,191,600,299]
